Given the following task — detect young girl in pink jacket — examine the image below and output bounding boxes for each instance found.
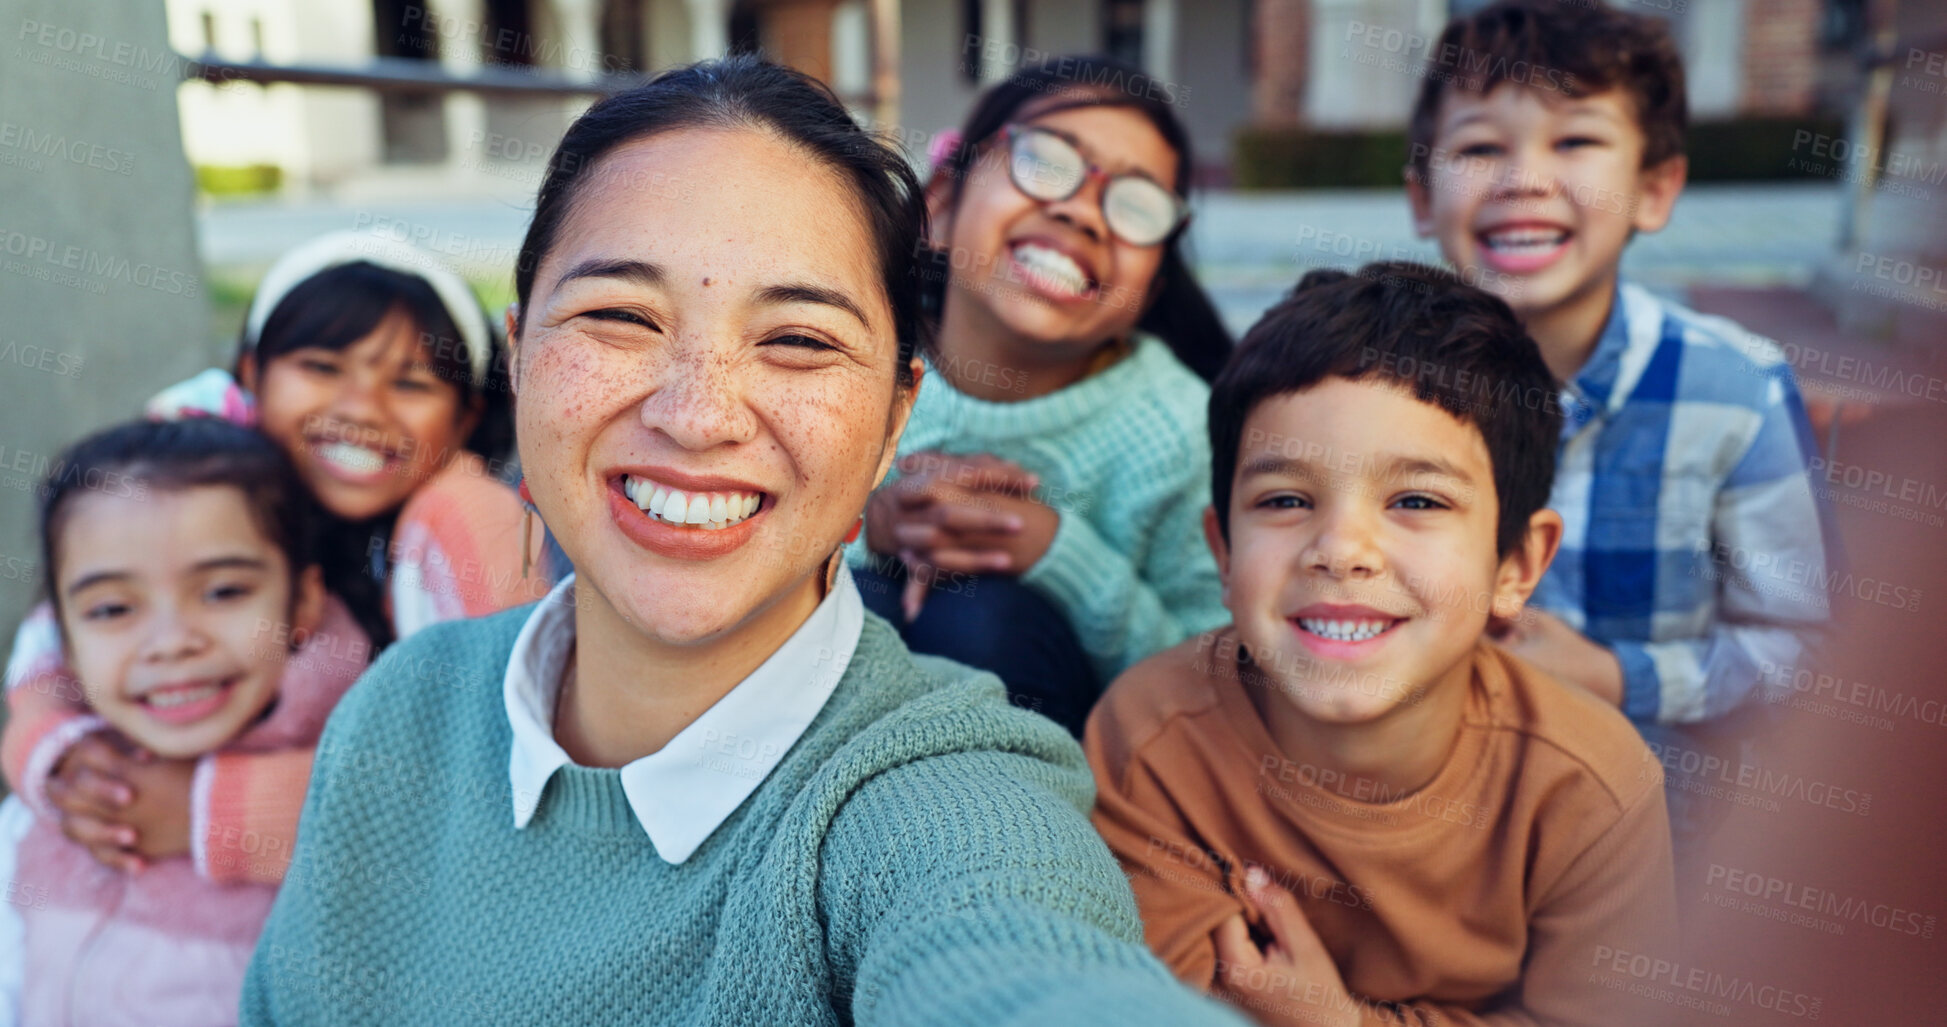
[0,418,369,1024]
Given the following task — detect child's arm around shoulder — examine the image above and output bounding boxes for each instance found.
[389,453,554,638]
[2,602,103,818]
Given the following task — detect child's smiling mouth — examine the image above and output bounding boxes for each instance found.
[1288,603,1406,658]
[303,429,408,485]
[1296,617,1396,642]
[136,675,241,725]
[1475,222,1573,274]
[1005,238,1101,302]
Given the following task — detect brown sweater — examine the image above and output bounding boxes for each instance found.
[1086,629,1676,1026]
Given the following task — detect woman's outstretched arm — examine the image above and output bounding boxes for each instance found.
[818,746,1249,1026]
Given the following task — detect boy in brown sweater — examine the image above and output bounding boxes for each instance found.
[1086,263,1676,1026]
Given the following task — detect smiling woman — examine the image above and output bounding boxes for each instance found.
[239,56,1240,1026]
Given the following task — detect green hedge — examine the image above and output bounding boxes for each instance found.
[1685,115,1848,181]
[1232,116,1850,189]
[1232,128,1410,189]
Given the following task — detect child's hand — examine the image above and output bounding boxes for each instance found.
[896,451,1040,500]
[1213,866,1360,1027]
[1493,609,1625,707]
[116,754,196,863]
[44,733,196,872]
[45,731,149,874]
[865,452,1058,620]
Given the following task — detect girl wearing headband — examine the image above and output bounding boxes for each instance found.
[847,56,1234,737]
[2,233,552,891]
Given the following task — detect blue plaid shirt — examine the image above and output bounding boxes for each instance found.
[1533,283,1833,725]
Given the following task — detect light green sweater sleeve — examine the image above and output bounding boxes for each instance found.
[1021,447,1228,684]
[817,747,1246,1026]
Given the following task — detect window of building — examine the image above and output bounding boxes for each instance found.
[1102,0,1143,68]
[372,0,448,164]
[599,0,646,76]
[962,0,983,83]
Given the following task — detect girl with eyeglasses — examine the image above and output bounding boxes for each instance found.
[849,55,1234,737]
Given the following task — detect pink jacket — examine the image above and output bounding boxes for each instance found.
[1,450,550,888]
[15,598,367,1026]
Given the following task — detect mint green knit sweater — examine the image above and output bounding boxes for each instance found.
[239,605,1242,1025]
[846,335,1227,684]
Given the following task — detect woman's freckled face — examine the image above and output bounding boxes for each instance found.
[513,126,913,646]
[941,102,1176,349]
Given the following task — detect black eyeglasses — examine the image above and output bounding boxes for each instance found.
[1002,124,1187,247]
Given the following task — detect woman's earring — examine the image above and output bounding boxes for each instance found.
[518,478,537,579]
[843,516,863,545]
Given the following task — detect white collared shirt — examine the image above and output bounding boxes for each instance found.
[503,566,863,863]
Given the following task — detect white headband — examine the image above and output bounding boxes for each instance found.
[242,230,493,388]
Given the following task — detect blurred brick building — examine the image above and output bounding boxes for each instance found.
[172,0,1854,191]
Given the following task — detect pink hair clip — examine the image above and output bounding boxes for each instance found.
[926,128,964,169]
[143,368,259,428]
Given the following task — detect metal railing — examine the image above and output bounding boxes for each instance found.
[181,52,647,98]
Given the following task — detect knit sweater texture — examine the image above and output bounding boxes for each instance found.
[240,603,1245,1025]
[845,334,1227,685]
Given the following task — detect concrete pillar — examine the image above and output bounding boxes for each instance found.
[765,0,840,84]
[1252,0,1307,124]
[1143,0,1176,85]
[978,0,1014,83]
[0,0,214,643]
[553,0,604,80]
[434,0,491,180]
[687,0,727,58]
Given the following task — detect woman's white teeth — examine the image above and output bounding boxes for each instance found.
[1482,227,1568,253]
[1299,618,1393,642]
[1012,243,1091,296]
[317,441,388,474]
[623,476,761,530]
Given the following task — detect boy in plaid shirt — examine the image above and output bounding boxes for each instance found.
[1404,0,1831,728]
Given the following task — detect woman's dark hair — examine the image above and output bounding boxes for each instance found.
[246,262,515,463]
[1208,262,1562,558]
[514,55,933,388]
[927,54,1233,382]
[40,418,318,614]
